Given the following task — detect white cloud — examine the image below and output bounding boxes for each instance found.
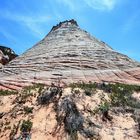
[83,0,118,11]
[15,15,51,37]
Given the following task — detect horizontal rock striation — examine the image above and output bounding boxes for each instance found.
[0,19,140,90]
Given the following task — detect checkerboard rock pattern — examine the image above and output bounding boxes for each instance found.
[0,19,140,90]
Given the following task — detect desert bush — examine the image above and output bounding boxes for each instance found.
[70,82,97,90]
[99,102,112,121]
[55,95,100,139]
[99,102,110,113]
[101,83,140,94]
[37,86,62,105]
[24,106,33,114]
[22,83,45,94]
[70,82,96,97]
[97,83,140,108]
[84,89,92,96]
[56,97,84,140]
[110,91,131,107]
[109,87,140,108]
[93,101,111,120]
[20,120,32,132]
[0,90,17,96]
[14,92,33,104]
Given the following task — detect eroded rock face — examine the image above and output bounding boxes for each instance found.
[0,84,140,140]
[0,46,17,65]
[0,50,4,66]
[0,19,140,90]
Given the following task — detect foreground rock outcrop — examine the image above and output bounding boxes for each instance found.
[0,46,17,66]
[0,19,140,90]
[0,50,4,67]
[0,83,140,140]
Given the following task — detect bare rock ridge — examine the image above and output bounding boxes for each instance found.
[0,19,140,90]
[50,19,78,32]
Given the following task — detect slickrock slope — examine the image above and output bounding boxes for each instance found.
[0,19,140,90]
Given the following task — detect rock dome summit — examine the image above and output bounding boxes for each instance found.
[0,19,140,90]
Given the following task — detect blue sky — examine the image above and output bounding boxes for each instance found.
[0,0,140,61]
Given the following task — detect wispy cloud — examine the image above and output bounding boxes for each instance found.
[83,0,118,11]
[57,0,119,11]
[56,0,82,12]
[0,10,51,38]
[0,27,18,43]
[57,0,76,11]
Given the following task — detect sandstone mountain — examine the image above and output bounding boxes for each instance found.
[1,20,140,140]
[0,46,17,66]
[0,19,140,90]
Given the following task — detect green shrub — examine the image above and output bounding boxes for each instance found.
[20,120,32,132]
[14,92,33,104]
[103,83,140,94]
[92,102,110,115]
[22,83,45,95]
[110,91,131,107]
[99,83,140,108]
[70,82,96,97]
[24,106,33,114]
[70,82,140,108]
[0,90,18,96]
[70,82,97,90]
[99,102,110,113]
[84,89,92,96]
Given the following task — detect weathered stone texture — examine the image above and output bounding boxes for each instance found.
[0,46,17,66]
[0,19,140,90]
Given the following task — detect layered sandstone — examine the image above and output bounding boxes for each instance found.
[0,19,140,90]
